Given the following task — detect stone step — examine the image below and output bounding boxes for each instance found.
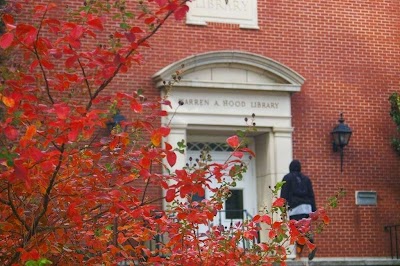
[282,258,400,266]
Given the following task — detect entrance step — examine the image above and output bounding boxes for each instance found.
[283,258,400,266]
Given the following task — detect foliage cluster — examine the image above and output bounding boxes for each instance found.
[0,1,337,265]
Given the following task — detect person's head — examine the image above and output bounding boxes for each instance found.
[289,160,301,173]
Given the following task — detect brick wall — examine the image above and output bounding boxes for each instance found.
[17,0,400,258]
[142,0,400,257]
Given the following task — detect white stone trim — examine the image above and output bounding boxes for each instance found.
[153,51,306,90]
[186,0,259,29]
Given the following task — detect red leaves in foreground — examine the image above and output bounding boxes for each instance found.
[0,32,13,49]
[165,142,177,167]
[174,5,189,20]
[226,135,240,148]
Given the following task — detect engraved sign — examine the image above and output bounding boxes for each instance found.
[168,88,290,117]
[186,0,258,29]
[179,98,280,110]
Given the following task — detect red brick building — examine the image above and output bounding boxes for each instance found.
[143,0,400,259]
[16,0,400,262]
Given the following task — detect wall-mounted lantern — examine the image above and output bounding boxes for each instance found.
[331,113,352,172]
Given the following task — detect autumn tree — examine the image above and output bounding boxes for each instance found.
[0,1,335,265]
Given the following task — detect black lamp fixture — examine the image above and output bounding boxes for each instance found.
[331,113,352,172]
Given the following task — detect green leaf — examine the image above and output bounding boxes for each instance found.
[105,163,113,173]
[274,181,285,191]
[38,258,52,266]
[105,224,113,231]
[124,12,134,18]
[236,130,245,138]
[0,148,17,166]
[120,22,129,30]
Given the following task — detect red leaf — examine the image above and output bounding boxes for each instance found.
[13,160,28,183]
[67,202,78,217]
[29,60,39,72]
[239,147,256,157]
[130,27,144,33]
[151,131,162,146]
[24,125,36,140]
[167,151,177,167]
[1,95,15,107]
[41,59,55,70]
[226,135,240,148]
[34,5,47,13]
[144,16,156,25]
[159,126,170,137]
[261,215,272,225]
[175,169,187,179]
[50,48,62,59]
[70,25,84,39]
[2,14,14,25]
[167,2,178,11]
[0,33,14,49]
[130,99,142,113]
[307,241,317,251]
[65,55,78,68]
[68,126,80,142]
[102,66,117,79]
[165,142,172,151]
[322,215,330,224]
[272,197,286,207]
[165,189,175,202]
[16,24,37,46]
[109,189,121,199]
[253,214,261,222]
[125,32,136,43]
[87,18,104,31]
[139,168,151,179]
[4,125,18,140]
[68,37,81,48]
[21,249,40,262]
[180,185,192,197]
[174,5,189,20]
[155,0,168,6]
[140,157,151,169]
[257,243,270,251]
[28,147,44,162]
[268,230,276,239]
[254,214,271,225]
[232,151,243,158]
[53,103,70,120]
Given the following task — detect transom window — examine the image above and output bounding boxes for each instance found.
[187,142,234,152]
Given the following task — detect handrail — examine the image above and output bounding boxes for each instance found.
[384,224,400,259]
[216,209,260,248]
[149,210,260,252]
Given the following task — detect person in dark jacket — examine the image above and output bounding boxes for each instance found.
[280,160,317,261]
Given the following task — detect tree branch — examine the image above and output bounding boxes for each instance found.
[85,2,186,111]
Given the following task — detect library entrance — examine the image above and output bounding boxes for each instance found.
[153,50,305,241]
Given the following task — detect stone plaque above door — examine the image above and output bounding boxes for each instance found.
[186,0,258,29]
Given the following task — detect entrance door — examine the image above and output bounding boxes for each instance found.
[187,141,257,231]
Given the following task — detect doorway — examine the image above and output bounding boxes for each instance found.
[187,140,257,230]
